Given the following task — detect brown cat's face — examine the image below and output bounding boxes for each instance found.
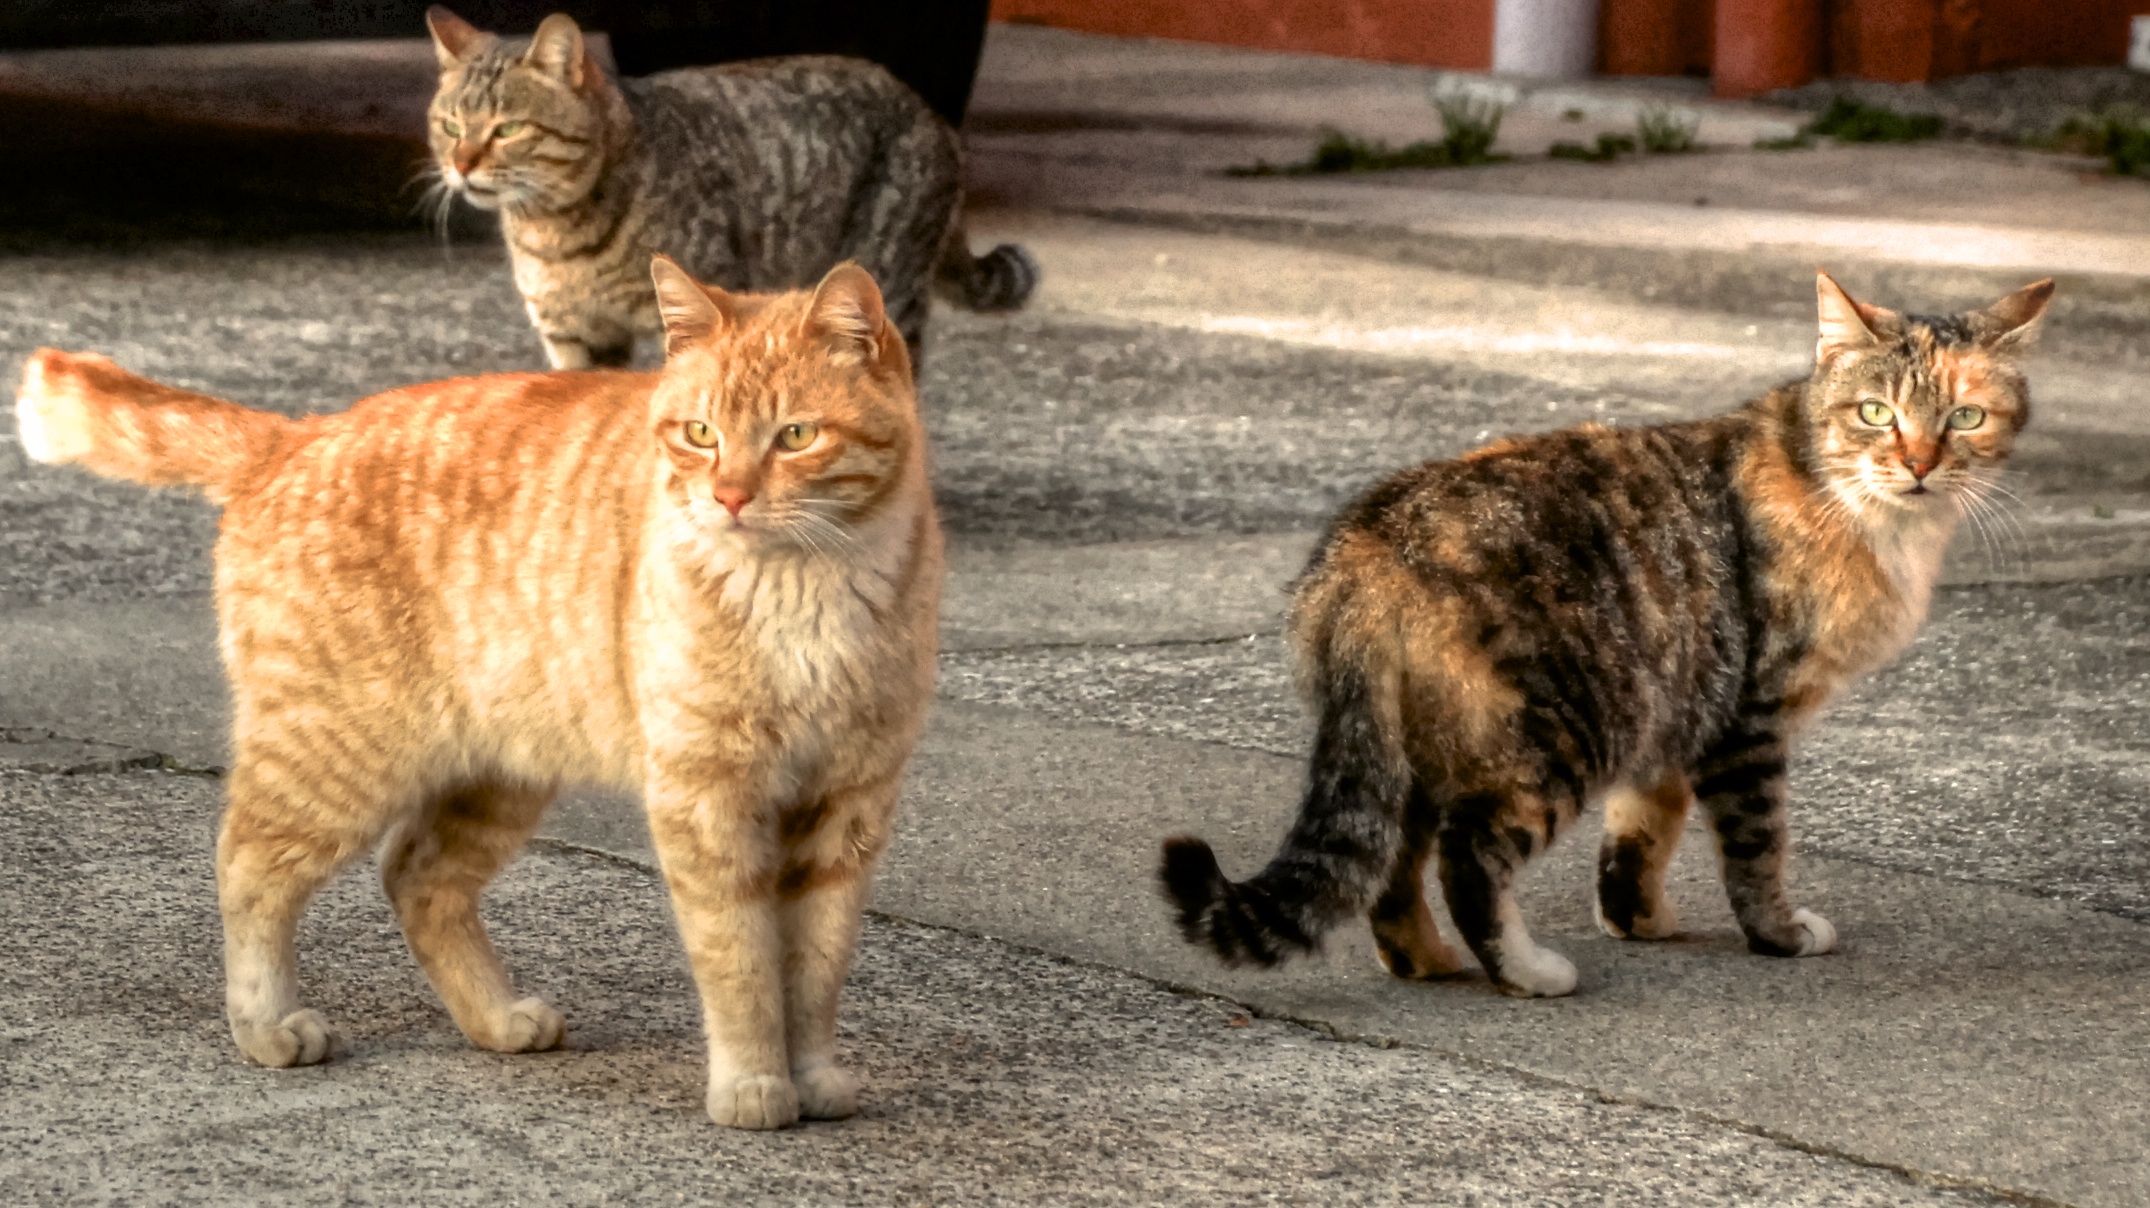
[644,257,918,557]
[424,8,607,214]
[1804,272,2053,521]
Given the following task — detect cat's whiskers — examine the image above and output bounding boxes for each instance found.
[1954,470,2030,565]
[1955,489,2022,573]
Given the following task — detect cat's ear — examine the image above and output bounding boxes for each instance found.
[524,13,589,88]
[1973,278,2055,354]
[1815,270,1897,362]
[425,6,491,69]
[650,255,735,356]
[804,262,902,373]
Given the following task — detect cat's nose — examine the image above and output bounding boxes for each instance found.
[713,486,754,517]
[1904,451,1937,480]
[452,144,483,176]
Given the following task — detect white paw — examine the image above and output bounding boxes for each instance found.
[481,997,565,1053]
[1790,908,1836,956]
[793,1063,860,1120]
[708,1073,800,1131]
[232,1009,333,1068]
[1498,946,1578,998]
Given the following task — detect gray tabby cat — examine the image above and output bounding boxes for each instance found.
[425,6,1036,370]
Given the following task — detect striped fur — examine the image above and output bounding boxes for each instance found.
[1161,272,2053,997]
[14,259,944,1129]
[424,7,1036,373]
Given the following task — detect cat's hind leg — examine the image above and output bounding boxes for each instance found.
[1368,792,1465,980]
[1595,771,1691,941]
[1437,791,1578,997]
[217,754,390,1067]
[380,781,564,1054]
[1693,716,1836,957]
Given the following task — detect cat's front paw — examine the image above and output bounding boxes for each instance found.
[475,996,566,1054]
[1495,946,1578,998]
[231,1009,333,1068]
[708,1073,800,1130]
[793,1062,860,1120]
[1789,908,1836,956]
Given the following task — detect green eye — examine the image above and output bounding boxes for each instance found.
[1948,405,1987,431]
[683,420,718,448]
[1857,399,1895,427]
[441,119,463,138]
[776,422,819,452]
[497,121,527,138]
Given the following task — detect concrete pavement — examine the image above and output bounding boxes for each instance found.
[3,19,2149,1207]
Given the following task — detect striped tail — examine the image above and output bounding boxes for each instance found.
[1159,660,1411,966]
[14,349,288,504]
[935,218,1039,313]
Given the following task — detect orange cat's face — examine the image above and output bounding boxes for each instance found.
[645,257,918,555]
[1804,273,2051,521]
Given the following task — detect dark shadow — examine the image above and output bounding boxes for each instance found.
[0,91,491,248]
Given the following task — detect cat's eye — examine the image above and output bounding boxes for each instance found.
[1948,405,1987,431]
[682,420,718,448]
[497,121,528,138]
[440,119,463,138]
[1857,400,1895,427]
[775,422,819,452]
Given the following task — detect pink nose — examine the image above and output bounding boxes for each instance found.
[452,145,482,176]
[1904,452,1936,480]
[714,486,753,516]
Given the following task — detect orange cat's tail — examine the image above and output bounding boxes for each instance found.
[15,349,289,504]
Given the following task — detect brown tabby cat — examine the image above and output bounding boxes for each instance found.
[1162,272,2052,997]
[424,7,1036,372]
[14,258,942,1130]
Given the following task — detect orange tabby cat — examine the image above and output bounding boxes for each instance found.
[13,257,942,1131]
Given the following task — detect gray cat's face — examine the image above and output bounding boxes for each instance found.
[426,10,607,214]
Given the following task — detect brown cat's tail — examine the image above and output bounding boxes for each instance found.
[15,349,289,505]
[1159,660,1410,967]
[935,218,1039,313]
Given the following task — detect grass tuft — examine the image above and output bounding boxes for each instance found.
[1756,96,1940,151]
[2045,107,2150,176]
[1806,96,1944,142]
[1228,82,1511,176]
[1636,103,1700,153]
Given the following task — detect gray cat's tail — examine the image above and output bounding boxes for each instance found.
[936,221,1039,312]
[1159,659,1409,967]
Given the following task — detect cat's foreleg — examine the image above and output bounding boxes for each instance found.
[775,776,896,1121]
[1437,797,1578,997]
[645,773,798,1130]
[539,334,595,371]
[1368,799,1464,979]
[1693,723,1836,957]
[1595,772,1692,941]
[380,782,564,1054]
[217,756,382,1067]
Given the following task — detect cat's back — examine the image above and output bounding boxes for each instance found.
[627,55,943,166]
[1320,414,1750,586]
[221,370,654,579]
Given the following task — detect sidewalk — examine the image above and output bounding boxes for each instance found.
[2,22,2147,1207]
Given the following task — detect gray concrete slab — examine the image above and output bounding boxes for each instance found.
[1,768,2013,1207]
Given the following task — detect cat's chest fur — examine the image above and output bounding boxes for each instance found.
[640,500,930,784]
[1780,506,1957,714]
